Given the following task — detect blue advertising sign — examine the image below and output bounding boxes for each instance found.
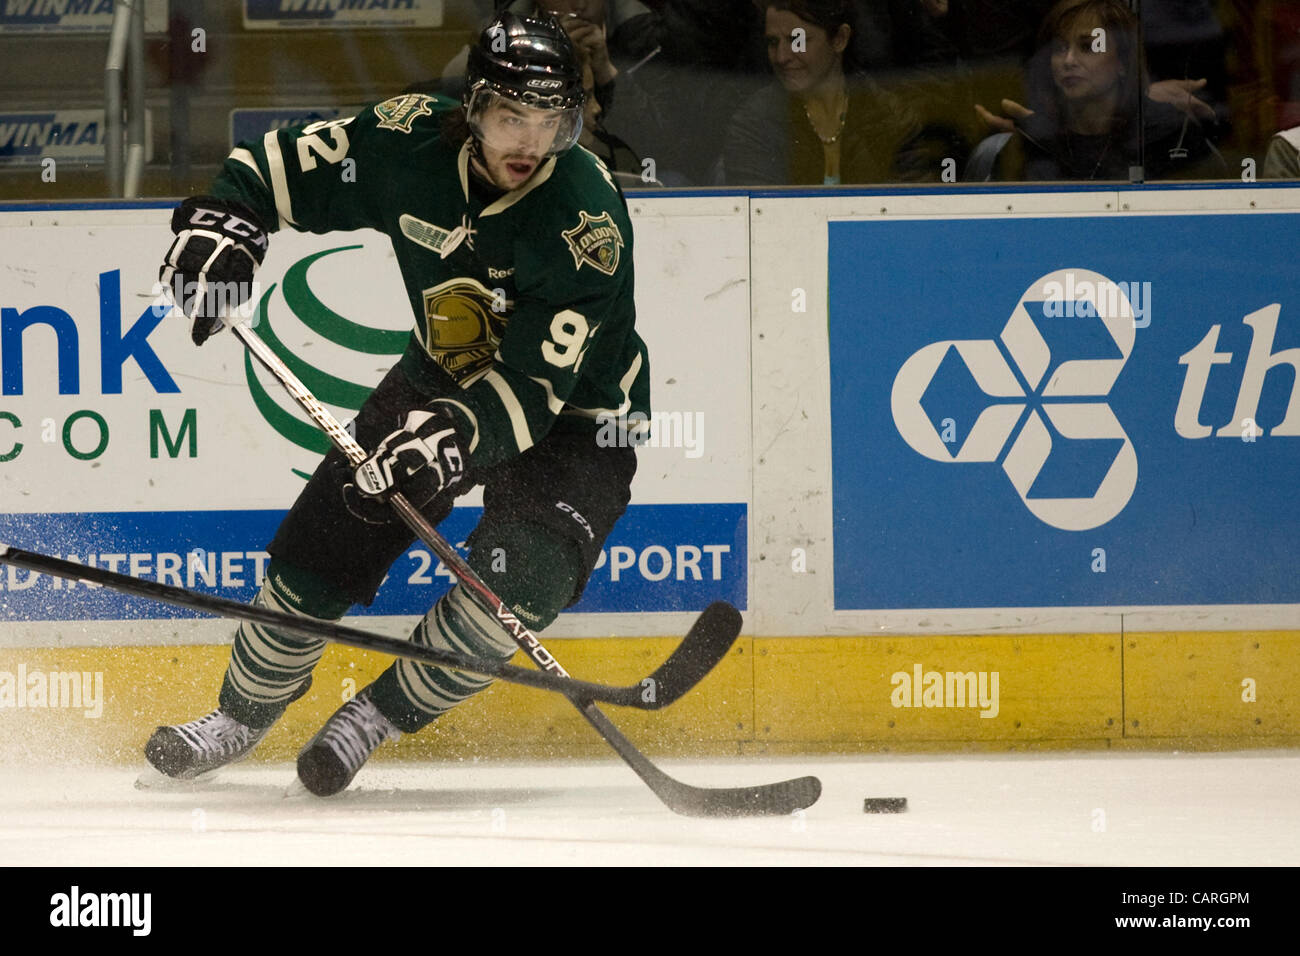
[0,0,165,33]
[829,213,1300,609]
[230,108,343,150]
[0,110,151,166]
[0,503,746,619]
[243,0,442,30]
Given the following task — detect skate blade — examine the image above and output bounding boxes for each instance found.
[134,764,224,791]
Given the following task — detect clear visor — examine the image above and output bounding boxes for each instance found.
[466,87,583,158]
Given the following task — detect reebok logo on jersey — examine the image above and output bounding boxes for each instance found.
[374,93,434,134]
[562,211,623,276]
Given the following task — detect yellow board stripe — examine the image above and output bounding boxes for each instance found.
[0,631,1294,763]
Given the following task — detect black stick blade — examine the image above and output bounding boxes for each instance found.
[581,705,823,817]
[643,601,743,708]
[671,774,824,818]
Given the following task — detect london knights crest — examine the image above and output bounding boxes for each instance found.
[421,277,510,382]
[562,211,624,276]
[374,93,434,134]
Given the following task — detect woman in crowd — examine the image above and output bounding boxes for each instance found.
[724,0,932,186]
[986,0,1223,180]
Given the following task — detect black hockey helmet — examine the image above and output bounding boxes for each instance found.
[464,12,586,156]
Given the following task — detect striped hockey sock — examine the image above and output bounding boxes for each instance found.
[366,584,519,734]
[217,568,344,729]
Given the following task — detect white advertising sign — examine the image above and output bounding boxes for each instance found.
[0,198,750,642]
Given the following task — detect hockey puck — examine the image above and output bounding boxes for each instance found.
[863,797,907,813]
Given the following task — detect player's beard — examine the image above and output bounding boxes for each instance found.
[472,142,541,191]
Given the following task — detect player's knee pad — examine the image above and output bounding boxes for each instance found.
[467,522,582,632]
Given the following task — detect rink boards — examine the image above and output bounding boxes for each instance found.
[0,189,1296,755]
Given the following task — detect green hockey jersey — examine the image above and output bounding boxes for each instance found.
[211,92,650,470]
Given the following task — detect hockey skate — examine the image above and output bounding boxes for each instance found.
[144,710,272,781]
[143,678,312,781]
[296,691,401,797]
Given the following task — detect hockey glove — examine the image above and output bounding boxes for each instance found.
[344,406,468,524]
[159,196,269,346]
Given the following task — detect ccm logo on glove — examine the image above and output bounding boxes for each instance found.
[355,414,465,498]
[159,196,270,346]
[345,406,468,524]
[185,206,270,251]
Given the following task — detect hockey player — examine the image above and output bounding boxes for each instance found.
[147,13,650,796]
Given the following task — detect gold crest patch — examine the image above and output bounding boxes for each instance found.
[561,211,624,276]
[374,93,434,134]
[421,277,510,382]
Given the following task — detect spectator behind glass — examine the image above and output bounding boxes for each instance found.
[1263,127,1300,179]
[885,0,963,67]
[621,0,768,184]
[444,2,660,109]
[724,0,931,185]
[432,2,668,174]
[987,0,1224,180]
[473,1,767,185]
[532,1,657,111]
[1142,0,1226,121]
[575,57,649,182]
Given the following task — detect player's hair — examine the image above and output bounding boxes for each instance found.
[441,106,472,145]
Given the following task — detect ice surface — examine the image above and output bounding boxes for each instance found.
[2,751,1296,866]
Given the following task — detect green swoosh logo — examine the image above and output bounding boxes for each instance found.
[243,246,408,479]
[282,247,410,354]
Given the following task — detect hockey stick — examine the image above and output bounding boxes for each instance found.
[0,544,736,711]
[233,322,821,816]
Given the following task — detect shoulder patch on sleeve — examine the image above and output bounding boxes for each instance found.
[561,210,624,276]
[373,93,435,134]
